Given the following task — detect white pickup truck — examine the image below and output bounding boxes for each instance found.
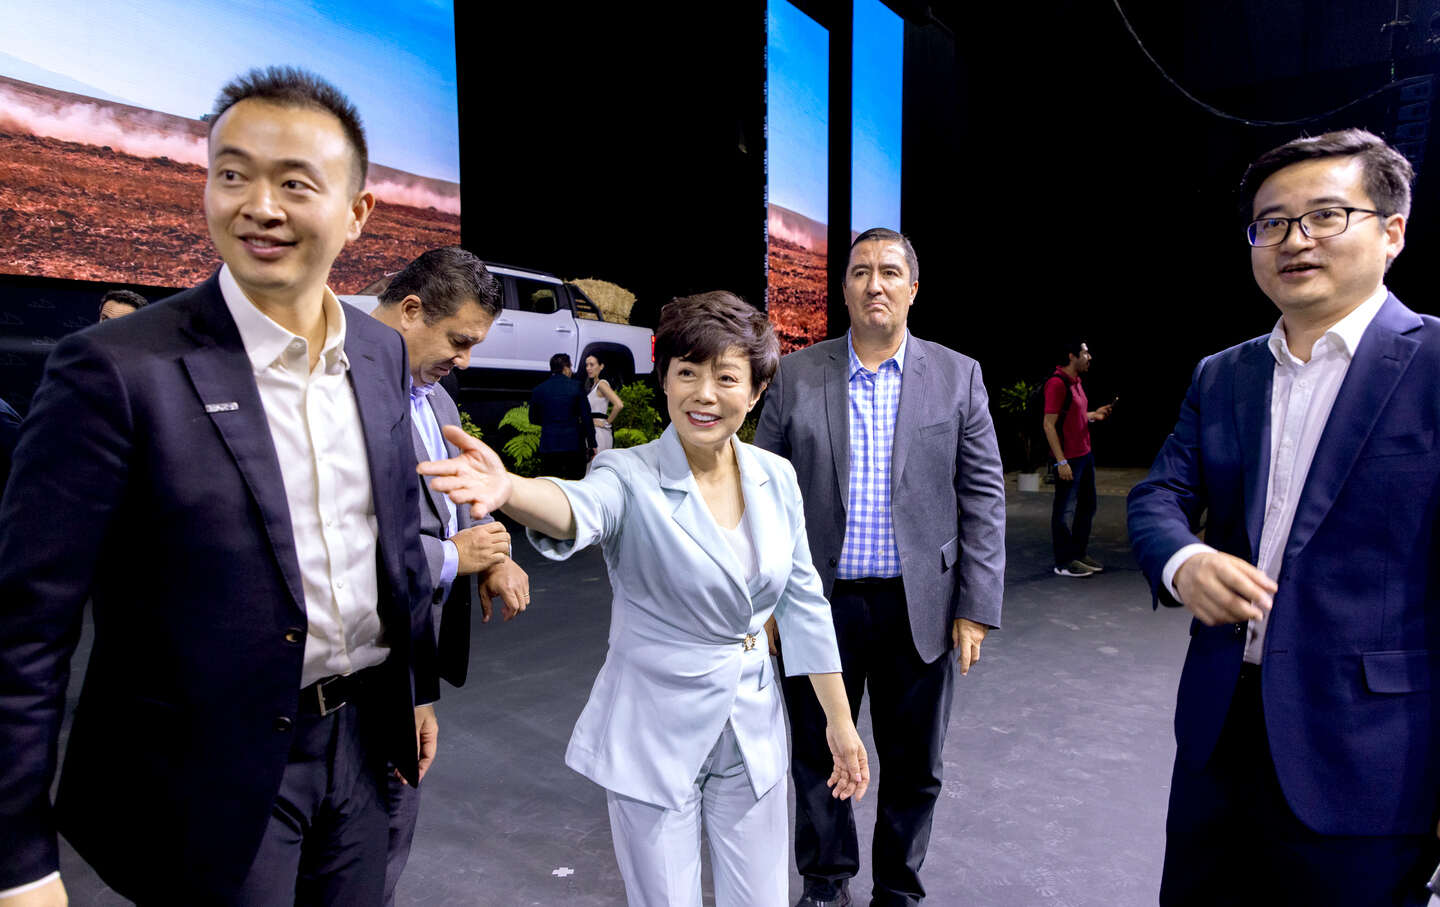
[344,262,654,386]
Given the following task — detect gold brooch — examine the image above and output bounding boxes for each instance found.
[743,634,757,651]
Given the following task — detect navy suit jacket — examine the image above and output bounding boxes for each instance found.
[0,396,19,498]
[0,274,437,898]
[1128,293,1440,836]
[530,373,596,454]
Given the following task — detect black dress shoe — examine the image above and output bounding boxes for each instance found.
[795,880,852,907]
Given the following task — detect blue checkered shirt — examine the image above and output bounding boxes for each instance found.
[836,332,906,579]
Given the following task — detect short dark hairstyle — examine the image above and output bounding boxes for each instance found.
[655,291,780,390]
[99,289,147,315]
[549,353,572,374]
[1240,128,1415,220]
[849,227,919,284]
[210,66,369,191]
[1056,338,1087,367]
[376,247,501,323]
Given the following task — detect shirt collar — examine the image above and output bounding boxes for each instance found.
[846,330,908,378]
[1266,283,1388,366]
[218,264,349,375]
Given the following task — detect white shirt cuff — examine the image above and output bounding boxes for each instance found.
[440,538,459,587]
[0,872,61,898]
[1161,543,1216,603]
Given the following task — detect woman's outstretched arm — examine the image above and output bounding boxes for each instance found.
[418,424,577,539]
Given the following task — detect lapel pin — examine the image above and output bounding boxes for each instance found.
[204,402,240,413]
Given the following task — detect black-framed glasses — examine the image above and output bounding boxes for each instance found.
[1246,206,1383,247]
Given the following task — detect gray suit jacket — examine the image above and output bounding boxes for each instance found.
[754,333,1006,662]
[413,384,484,687]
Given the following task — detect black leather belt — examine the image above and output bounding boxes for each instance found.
[835,576,903,587]
[299,665,381,717]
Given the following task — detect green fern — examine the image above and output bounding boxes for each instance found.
[458,410,484,441]
[611,382,663,447]
[498,404,541,476]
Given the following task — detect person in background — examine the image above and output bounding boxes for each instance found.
[368,246,531,904]
[755,227,1006,907]
[583,351,624,462]
[1042,339,1113,578]
[97,288,147,322]
[530,353,595,479]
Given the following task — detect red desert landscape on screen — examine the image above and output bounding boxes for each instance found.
[0,75,460,292]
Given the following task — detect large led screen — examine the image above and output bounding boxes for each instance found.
[852,0,902,236]
[0,0,460,291]
[766,0,829,353]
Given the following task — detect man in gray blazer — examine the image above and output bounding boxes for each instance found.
[756,227,1006,907]
[369,246,531,904]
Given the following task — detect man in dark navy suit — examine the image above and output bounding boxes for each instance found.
[0,396,19,495]
[530,352,595,479]
[0,67,437,905]
[1130,129,1440,905]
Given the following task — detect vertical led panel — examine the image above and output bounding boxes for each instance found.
[852,0,902,237]
[765,0,829,353]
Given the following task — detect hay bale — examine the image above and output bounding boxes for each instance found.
[569,278,636,324]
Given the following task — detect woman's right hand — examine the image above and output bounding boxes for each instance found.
[824,721,870,801]
[418,425,515,519]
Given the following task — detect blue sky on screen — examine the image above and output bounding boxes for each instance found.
[0,0,459,182]
[767,0,828,223]
[852,0,902,233]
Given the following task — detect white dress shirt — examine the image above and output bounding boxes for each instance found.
[1162,284,1390,664]
[219,265,387,687]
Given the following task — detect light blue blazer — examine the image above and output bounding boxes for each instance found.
[529,425,842,810]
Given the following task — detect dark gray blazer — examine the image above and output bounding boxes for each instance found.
[412,383,484,687]
[754,334,1006,663]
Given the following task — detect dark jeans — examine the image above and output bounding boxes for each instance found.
[1161,666,1440,906]
[229,696,389,906]
[1051,451,1096,566]
[777,577,955,907]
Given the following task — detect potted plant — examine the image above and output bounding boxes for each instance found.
[995,378,1047,492]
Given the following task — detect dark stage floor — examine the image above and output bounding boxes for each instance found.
[54,482,1191,906]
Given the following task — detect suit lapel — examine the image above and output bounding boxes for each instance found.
[891,336,928,495]
[825,343,851,511]
[1284,295,1422,562]
[345,322,405,586]
[657,426,751,602]
[179,278,305,613]
[1233,339,1273,562]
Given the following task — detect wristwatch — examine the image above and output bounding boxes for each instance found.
[1056,459,1069,466]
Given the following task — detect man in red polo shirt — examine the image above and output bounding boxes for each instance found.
[1043,340,1113,577]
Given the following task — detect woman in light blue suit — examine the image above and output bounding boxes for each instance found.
[422,291,869,906]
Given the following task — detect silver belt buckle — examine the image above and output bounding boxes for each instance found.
[314,675,347,716]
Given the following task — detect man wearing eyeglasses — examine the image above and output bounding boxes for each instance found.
[1129,128,1440,905]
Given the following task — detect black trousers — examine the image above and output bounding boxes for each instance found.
[1161,665,1440,906]
[778,577,955,907]
[227,694,389,906]
[382,770,421,906]
[1051,451,1096,567]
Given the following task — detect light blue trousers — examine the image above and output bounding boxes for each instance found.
[606,722,788,907]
